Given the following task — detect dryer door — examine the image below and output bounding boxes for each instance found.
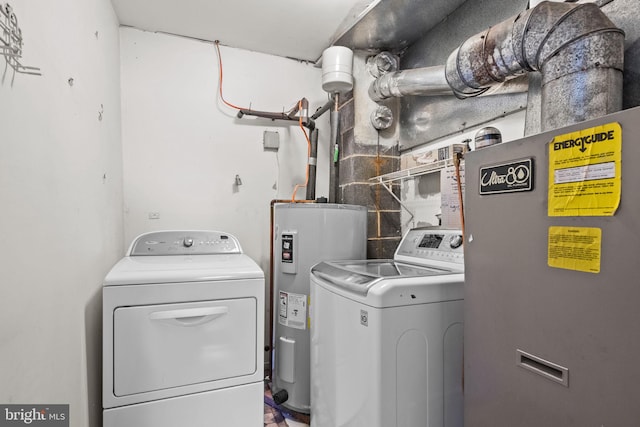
[113,298,257,396]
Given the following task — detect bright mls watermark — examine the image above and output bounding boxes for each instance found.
[0,405,68,426]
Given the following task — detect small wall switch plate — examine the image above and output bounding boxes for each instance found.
[263,131,280,150]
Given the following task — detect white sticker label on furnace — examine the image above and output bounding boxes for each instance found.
[278,291,307,330]
[554,162,616,184]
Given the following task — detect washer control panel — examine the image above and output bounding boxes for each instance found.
[395,228,464,264]
[129,230,242,256]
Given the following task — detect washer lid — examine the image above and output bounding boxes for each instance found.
[311,259,455,295]
[104,253,264,286]
[312,260,463,307]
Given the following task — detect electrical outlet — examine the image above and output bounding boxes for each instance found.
[148,212,160,219]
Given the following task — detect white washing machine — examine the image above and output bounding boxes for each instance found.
[310,228,464,427]
[102,230,264,427]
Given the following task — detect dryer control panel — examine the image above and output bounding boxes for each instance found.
[395,228,464,265]
[129,230,242,256]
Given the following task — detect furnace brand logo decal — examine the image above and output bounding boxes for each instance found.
[0,405,68,426]
[479,158,534,195]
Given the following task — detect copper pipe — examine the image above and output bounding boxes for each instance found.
[238,98,316,130]
[311,98,333,120]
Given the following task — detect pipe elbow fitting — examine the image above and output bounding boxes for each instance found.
[443,2,624,100]
[368,72,400,102]
[444,47,489,99]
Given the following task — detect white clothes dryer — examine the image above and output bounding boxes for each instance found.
[102,230,264,427]
[310,228,464,427]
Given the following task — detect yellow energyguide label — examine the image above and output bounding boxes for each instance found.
[548,227,601,273]
[548,122,621,216]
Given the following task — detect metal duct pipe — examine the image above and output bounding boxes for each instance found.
[369,65,452,100]
[369,67,530,101]
[370,1,625,131]
[448,1,624,130]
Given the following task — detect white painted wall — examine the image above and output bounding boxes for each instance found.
[0,1,122,426]
[120,27,330,365]
[121,27,329,267]
[400,110,526,232]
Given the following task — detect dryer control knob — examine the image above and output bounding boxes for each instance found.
[449,235,463,249]
[183,237,194,248]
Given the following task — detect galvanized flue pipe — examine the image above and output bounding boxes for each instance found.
[369,1,625,131]
[368,65,452,100]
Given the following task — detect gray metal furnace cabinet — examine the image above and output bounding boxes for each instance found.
[463,106,640,426]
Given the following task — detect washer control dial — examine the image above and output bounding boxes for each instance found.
[130,231,242,255]
[449,234,463,249]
